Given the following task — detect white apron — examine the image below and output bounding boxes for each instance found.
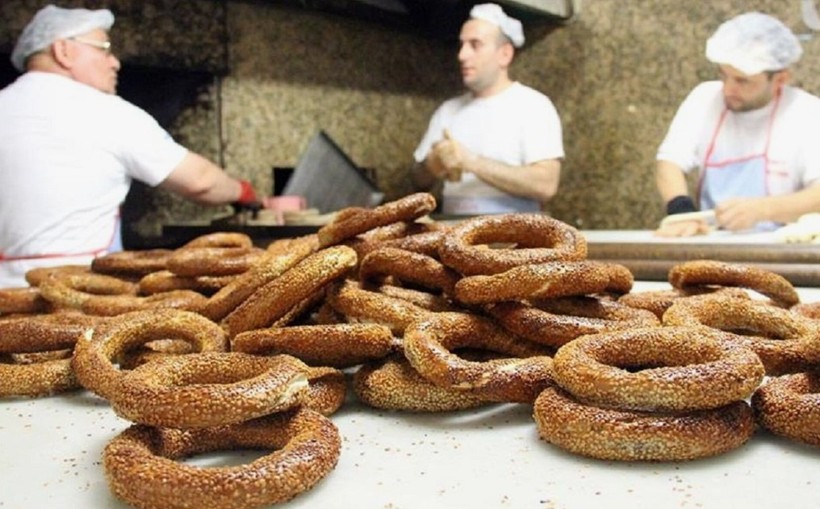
[697,92,782,231]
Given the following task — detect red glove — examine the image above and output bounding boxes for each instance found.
[237,179,259,205]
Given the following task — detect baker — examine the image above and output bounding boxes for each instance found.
[410,3,564,215]
[655,11,820,237]
[0,5,260,288]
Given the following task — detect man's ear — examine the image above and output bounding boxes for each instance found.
[498,42,514,67]
[773,69,791,89]
[50,39,73,68]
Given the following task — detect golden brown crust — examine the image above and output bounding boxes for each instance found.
[0,287,51,315]
[668,260,799,308]
[0,355,79,397]
[551,326,765,412]
[752,372,820,447]
[618,287,750,319]
[533,386,756,461]
[103,408,341,509]
[78,289,208,316]
[71,309,228,400]
[38,272,138,310]
[353,355,491,412]
[487,296,659,349]
[200,241,317,322]
[232,323,397,368]
[137,270,235,295]
[182,232,254,249]
[0,312,100,353]
[111,352,310,428]
[221,246,357,338]
[403,312,554,403]
[317,192,437,247]
[438,213,587,276]
[453,261,632,305]
[663,297,820,375]
[91,249,173,276]
[359,247,460,296]
[167,246,265,277]
[325,279,432,335]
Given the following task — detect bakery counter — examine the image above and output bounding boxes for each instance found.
[583,230,820,286]
[3,284,820,509]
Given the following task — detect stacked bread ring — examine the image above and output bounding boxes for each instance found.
[6,192,820,509]
[535,326,764,461]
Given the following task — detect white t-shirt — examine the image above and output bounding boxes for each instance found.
[0,72,187,288]
[657,81,820,198]
[414,82,563,213]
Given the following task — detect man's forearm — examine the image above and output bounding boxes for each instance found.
[468,157,560,203]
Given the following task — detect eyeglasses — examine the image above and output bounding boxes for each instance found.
[69,37,113,54]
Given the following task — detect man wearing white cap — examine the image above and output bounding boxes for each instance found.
[411,3,563,214]
[655,11,820,236]
[0,5,259,288]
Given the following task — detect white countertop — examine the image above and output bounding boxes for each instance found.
[3,282,820,509]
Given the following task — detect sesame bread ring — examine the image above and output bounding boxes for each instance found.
[438,213,587,276]
[317,192,437,247]
[38,272,138,310]
[453,261,632,305]
[91,249,173,277]
[232,323,397,368]
[182,232,254,249]
[344,221,444,261]
[103,407,341,509]
[201,239,318,322]
[221,246,357,338]
[359,247,460,295]
[487,296,660,349]
[668,260,799,308]
[663,297,820,375]
[167,246,266,277]
[353,355,492,412]
[24,264,92,287]
[375,284,460,312]
[137,270,235,296]
[79,289,208,316]
[618,287,750,319]
[0,287,51,315]
[110,352,309,428]
[791,301,820,321]
[551,326,765,412]
[752,372,820,447]
[403,312,554,403]
[0,312,100,353]
[71,309,228,401]
[0,354,78,397]
[325,280,432,335]
[533,386,756,461]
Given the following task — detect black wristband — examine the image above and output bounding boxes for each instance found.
[666,195,697,215]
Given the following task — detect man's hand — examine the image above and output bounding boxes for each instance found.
[715,197,767,231]
[654,219,710,237]
[428,129,475,182]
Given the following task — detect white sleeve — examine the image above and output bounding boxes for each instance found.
[656,84,714,173]
[521,94,564,163]
[107,98,188,186]
[413,104,448,163]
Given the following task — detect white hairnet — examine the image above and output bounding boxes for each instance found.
[470,3,525,48]
[10,4,114,72]
[705,11,802,75]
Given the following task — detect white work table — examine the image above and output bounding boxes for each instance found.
[3,282,820,509]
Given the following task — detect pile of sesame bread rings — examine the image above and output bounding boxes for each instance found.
[2,192,819,509]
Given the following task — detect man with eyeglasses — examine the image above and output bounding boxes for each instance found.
[655,11,820,237]
[0,5,260,288]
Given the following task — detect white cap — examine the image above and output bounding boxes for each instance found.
[11,4,115,72]
[705,11,802,75]
[470,3,525,48]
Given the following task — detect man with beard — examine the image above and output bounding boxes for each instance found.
[655,11,820,236]
[411,3,563,215]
